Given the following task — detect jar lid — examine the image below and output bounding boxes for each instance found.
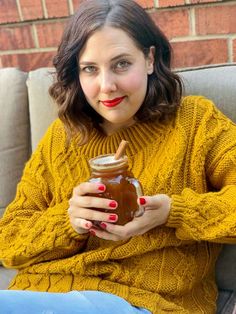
[89,154,128,171]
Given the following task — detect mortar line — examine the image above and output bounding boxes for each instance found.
[68,0,74,15]
[155,0,159,8]
[189,7,196,36]
[0,47,57,55]
[32,24,39,49]
[41,0,48,18]
[15,0,23,21]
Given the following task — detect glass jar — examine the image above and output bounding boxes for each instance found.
[88,154,144,226]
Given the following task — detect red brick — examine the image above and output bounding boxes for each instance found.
[19,0,44,20]
[151,9,190,40]
[135,0,154,8]
[72,0,83,12]
[0,51,56,71]
[196,5,236,35]
[158,0,185,7]
[0,25,35,50]
[0,0,20,23]
[36,21,67,48]
[45,0,69,18]
[233,39,236,62]
[171,39,228,69]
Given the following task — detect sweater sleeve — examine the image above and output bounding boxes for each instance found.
[167,99,236,243]
[0,121,88,269]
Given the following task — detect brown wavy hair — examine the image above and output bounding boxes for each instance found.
[49,0,183,144]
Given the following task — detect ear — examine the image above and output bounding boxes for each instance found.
[147,46,155,75]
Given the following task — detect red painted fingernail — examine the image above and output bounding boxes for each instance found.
[100,222,107,229]
[139,197,146,205]
[109,214,117,221]
[109,201,117,208]
[98,184,105,192]
[90,230,96,236]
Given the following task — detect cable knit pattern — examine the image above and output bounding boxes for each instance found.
[0,96,236,313]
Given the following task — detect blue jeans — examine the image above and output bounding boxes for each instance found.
[0,290,151,314]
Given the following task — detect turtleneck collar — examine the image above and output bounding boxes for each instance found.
[75,120,171,158]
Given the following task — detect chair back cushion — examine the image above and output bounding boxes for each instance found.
[0,68,30,217]
[26,68,58,152]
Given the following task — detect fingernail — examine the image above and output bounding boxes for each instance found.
[85,222,91,229]
[139,197,146,205]
[90,230,96,236]
[109,214,117,221]
[109,201,117,208]
[100,222,107,229]
[98,184,105,192]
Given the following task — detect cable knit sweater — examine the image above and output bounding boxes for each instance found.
[0,96,236,314]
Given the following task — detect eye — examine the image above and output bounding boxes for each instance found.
[114,60,131,71]
[80,66,97,74]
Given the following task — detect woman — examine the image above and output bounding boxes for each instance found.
[0,0,235,313]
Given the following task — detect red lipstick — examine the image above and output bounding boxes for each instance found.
[101,96,125,107]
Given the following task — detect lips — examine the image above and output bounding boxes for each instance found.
[101,96,126,107]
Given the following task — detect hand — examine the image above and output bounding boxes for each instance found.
[68,182,118,235]
[89,194,171,241]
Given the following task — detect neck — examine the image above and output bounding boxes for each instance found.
[101,119,136,135]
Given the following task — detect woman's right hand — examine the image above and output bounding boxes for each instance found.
[68,182,118,234]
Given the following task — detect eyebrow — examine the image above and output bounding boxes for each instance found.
[79,53,132,65]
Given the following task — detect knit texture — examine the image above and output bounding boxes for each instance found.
[0,96,236,313]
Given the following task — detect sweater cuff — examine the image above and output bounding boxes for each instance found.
[64,211,89,241]
[166,194,187,229]
[51,200,89,242]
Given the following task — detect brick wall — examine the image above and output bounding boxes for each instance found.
[0,0,235,71]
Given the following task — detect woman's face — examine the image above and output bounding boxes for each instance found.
[78,26,154,134]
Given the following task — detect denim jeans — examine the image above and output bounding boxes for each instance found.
[0,290,151,314]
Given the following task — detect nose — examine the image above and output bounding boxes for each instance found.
[99,70,117,94]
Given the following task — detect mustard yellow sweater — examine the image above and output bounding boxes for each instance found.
[0,96,236,313]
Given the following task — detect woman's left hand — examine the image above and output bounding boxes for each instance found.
[89,194,171,241]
